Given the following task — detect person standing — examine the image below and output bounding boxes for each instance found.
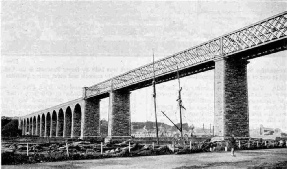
[229,134,236,157]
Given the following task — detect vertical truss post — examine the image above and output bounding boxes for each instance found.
[220,36,224,56]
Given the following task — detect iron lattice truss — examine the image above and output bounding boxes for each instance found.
[86,12,287,98]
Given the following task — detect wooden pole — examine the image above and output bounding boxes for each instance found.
[161,111,181,131]
[172,143,175,153]
[176,66,183,139]
[152,50,159,145]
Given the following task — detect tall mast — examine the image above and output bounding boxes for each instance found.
[176,66,183,138]
[153,49,159,145]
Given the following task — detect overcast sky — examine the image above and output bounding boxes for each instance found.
[1,1,286,131]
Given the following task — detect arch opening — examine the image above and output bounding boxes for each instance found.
[57,109,64,137]
[51,111,57,137]
[30,117,32,135]
[33,116,36,136]
[46,113,51,137]
[41,114,45,137]
[23,120,26,135]
[73,104,82,137]
[25,119,28,135]
[37,115,41,136]
[65,107,72,137]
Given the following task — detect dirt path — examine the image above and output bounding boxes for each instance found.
[3,148,287,169]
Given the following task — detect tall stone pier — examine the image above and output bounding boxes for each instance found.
[214,57,249,137]
[108,90,131,139]
[81,97,100,138]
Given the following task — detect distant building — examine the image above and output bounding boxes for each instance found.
[193,128,213,137]
[250,125,284,139]
[131,125,173,137]
[132,126,149,137]
[131,123,212,138]
[260,125,281,136]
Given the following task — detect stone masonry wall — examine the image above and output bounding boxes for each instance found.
[83,98,100,137]
[108,90,130,137]
[214,58,249,137]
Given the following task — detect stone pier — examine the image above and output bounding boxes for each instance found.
[108,90,131,139]
[214,57,249,137]
[81,97,100,138]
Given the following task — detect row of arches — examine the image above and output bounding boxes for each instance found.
[20,104,82,138]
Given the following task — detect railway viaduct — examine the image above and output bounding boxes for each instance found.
[18,12,287,139]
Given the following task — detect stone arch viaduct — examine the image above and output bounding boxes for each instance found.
[19,12,287,139]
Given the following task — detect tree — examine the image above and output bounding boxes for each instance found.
[2,119,21,137]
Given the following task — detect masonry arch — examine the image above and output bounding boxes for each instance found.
[37,115,41,136]
[57,109,64,137]
[46,112,51,137]
[73,104,82,137]
[65,107,72,137]
[41,114,45,137]
[51,110,57,137]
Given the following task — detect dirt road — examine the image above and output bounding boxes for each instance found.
[3,148,287,169]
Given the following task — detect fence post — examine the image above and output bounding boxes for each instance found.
[27,143,29,156]
[152,142,155,150]
[101,142,103,154]
[257,141,259,148]
[66,142,69,157]
[189,141,191,151]
[172,143,175,153]
[129,142,131,153]
[239,141,241,149]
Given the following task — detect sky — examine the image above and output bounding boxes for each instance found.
[1,1,286,131]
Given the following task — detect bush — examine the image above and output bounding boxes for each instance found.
[1,152,29,165]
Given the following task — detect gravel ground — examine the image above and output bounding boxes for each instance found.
[2,148,287,169]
